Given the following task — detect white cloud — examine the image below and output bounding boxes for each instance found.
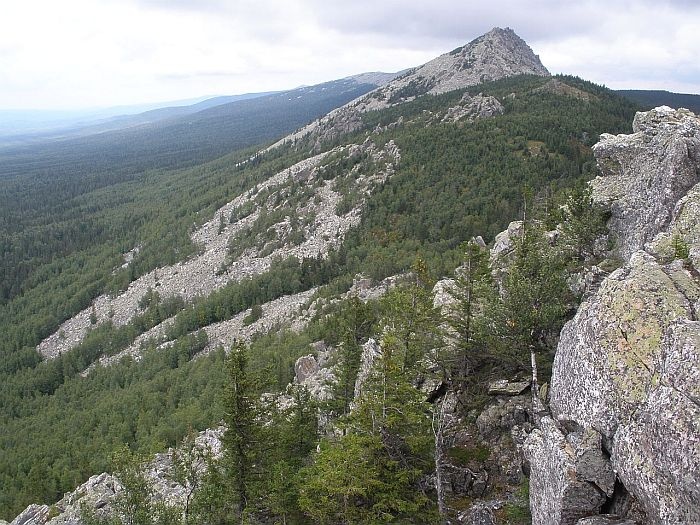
[0,0,698,109]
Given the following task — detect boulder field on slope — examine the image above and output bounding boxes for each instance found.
[37,139,400,364]
[526,107,700,525]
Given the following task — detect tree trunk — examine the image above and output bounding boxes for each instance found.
[433,401,448,522]
[530,347,545,423]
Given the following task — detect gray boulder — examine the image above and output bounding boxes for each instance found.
[353,338,382,400]
[591,106,700,261]
[10,505,49,525]
[576,517,638,525]
[524,419,614,525]
[530,107,700,524]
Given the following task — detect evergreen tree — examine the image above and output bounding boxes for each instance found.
[443,240,495,395]
[490,224,572,414]
[221,342,260,522]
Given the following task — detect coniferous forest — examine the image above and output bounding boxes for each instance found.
[0,74,641,521]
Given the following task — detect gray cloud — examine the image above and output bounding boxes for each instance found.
[1,0,699,109]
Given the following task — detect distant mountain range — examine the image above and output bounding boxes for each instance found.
[0,75,397,181]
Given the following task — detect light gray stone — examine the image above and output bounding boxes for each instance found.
[294,354,319,383]
[533,107,700,525]
[487,379,530,396]
[591,106,700,261]
[353,338,382,400]
[524,418,611,525]
[576,517,638,525]
[10,505,49,525]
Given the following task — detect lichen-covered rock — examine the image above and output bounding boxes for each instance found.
[576,517,638,525]
[524,418,614,525]
[10,505,49,525]
[547,254,700,524]
[611,320,700,523]
[487,379,530,396]
[294,354,319,383]
[591,106,700,261]
[532,107,700,524]
[648,182,700,269]
[353,338,382,400]
[550,251,697,437]
[476,396,530,440]
[490,220,523,262]
[457,502,497,525]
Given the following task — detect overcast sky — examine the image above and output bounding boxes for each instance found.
[1,0,698,110]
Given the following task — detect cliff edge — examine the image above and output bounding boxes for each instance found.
[526,107,700,524]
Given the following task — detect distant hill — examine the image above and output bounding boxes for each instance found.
[0,76,388,183]
[617,89,700,114]
[0,91,278,145]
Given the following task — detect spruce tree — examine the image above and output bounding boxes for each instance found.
[221,342,259,522]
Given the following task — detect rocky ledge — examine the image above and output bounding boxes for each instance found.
[526,107,700,524]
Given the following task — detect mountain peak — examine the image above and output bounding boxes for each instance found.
[360,27,549,108]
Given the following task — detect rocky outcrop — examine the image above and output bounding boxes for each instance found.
[268,27,548,151]
[527,107,700,524]
[354,338,382,400]
[591,106,700,261]
[374,27,548,104]
[525,419,615,525]
[535,78,596,102]
[11,429,223,525]
[10,505,49,525]
[442,93,504,123]
[39,139,400,364]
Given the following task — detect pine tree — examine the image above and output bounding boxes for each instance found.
[221,342,259,522]
[444,239,494,394]
[491,224,572,416]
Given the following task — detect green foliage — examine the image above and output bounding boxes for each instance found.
[221,343,259,520]
[326,296,379,417]
[80,446,184,525]
[0,73,641,519]
[672,235,690,261]
[443,240,497,394]
[298,276,439,524]
[447,444,491,466]
[490,223,573,370]
[549,181,610,264]
[242,304,263,327]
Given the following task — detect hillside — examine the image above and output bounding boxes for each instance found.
[0,92,276,146]
[618,89,700,114]
[0,26,647,521]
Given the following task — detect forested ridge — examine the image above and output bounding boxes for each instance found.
[0,74,641,520]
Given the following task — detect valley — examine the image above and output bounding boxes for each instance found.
[1,25,698,525]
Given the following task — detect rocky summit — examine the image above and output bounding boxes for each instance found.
[526,107,700,525]
[268,27,549,150]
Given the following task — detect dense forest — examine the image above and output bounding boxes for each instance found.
[617,89,700,114]
[0,74,641,519]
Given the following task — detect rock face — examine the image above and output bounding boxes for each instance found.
[375,27,548,104]
[524,420,615,525]
[39,138,400,365]
[10,429,223,525]
[527,108,700,525]
[591,106,700,261]
[268,27,547,151]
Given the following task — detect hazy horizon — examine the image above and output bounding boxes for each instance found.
[1,0,699,111]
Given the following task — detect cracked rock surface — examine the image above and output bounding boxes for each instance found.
[527,107,700,524]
